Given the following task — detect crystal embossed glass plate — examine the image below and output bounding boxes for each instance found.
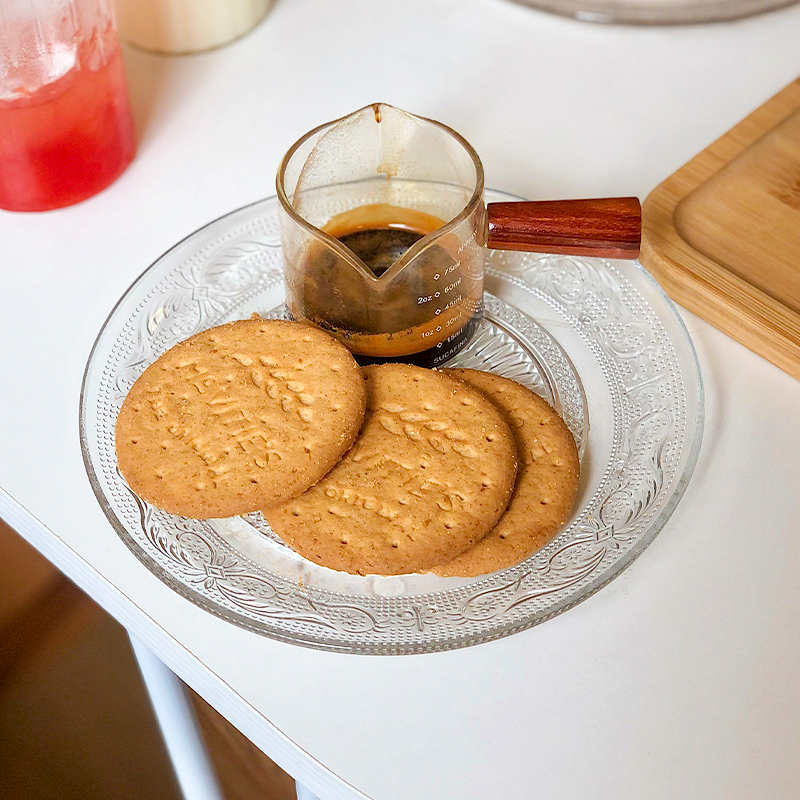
[81,189,703,654]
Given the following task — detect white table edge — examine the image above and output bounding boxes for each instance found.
[0,486,372,800]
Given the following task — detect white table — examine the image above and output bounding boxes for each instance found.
[3,1,800,798]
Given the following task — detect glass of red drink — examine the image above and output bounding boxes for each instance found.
[0,0,136,212]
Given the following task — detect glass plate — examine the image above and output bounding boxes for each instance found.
[80,189,703,654]
[508,0,798,23]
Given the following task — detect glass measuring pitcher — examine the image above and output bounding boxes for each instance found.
[278,103,485,367]
[277,104,640,366]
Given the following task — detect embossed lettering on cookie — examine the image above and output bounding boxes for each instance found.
[114,318,366,519]
[265,363,519,576]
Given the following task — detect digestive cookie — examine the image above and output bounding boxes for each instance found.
[115,318,366,519]
[264,363,518,575]
[432,369,580,577]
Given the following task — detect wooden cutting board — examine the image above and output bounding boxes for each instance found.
[640,78,800,380]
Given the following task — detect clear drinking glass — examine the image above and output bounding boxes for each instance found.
[0,0,135,211]
[277,103,486,367]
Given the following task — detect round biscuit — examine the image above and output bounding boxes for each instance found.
[264,363,518,575]
[115,318,366,518]
[433,369,580,577]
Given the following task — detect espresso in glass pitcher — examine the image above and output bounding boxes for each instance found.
[277,104,642,366]
[278,104,486,367]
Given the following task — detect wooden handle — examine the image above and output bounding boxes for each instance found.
[486,197,642,259]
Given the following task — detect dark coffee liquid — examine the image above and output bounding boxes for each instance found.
[353,306,482,368]
[289,203,483,367]
[333,226,480,367]
[337,228,424,277]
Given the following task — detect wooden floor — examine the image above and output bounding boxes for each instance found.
[0,518,297,800]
